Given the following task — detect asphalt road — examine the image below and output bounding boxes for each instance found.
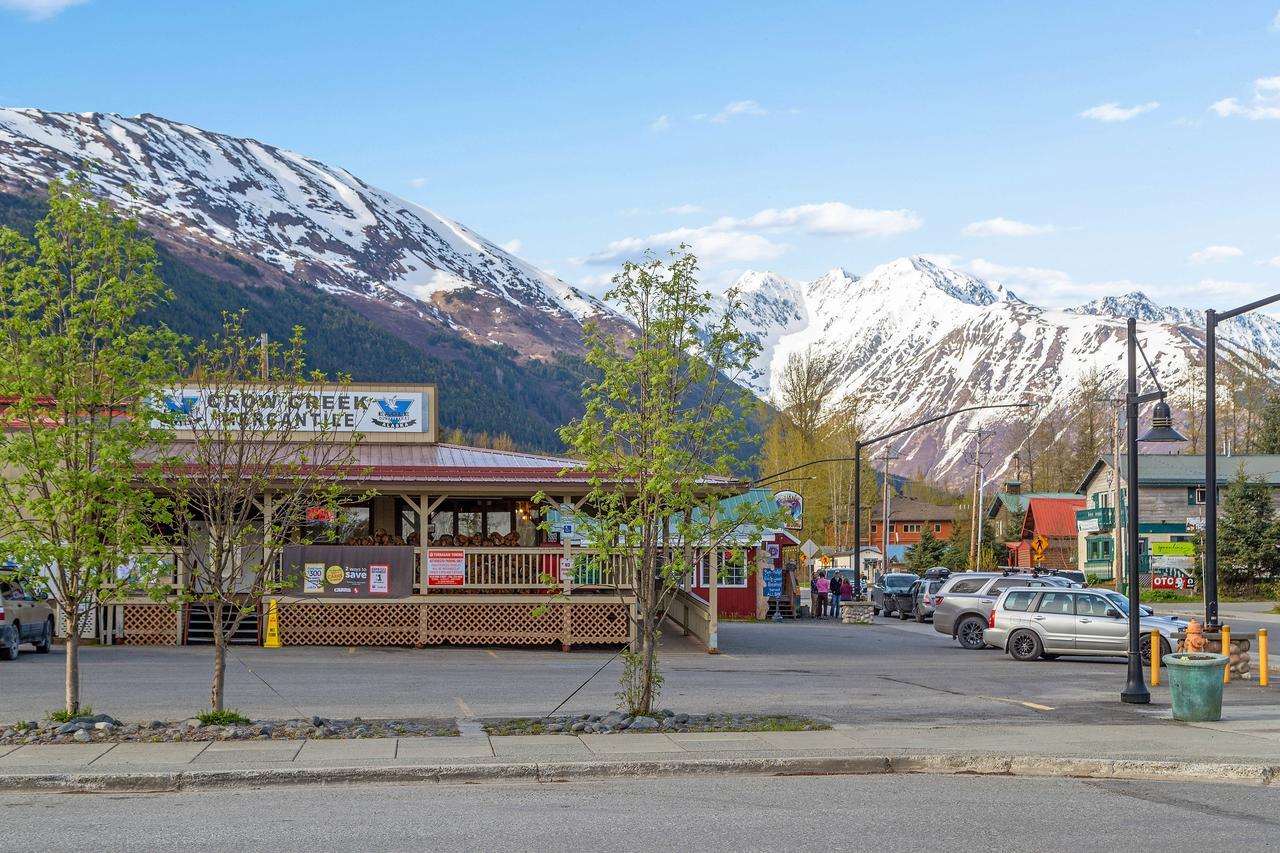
[3,774,1277,852]
[4,616,1276,724]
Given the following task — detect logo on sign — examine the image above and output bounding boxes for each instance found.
[163,395,199,426]
[303,563,324,593]
[325,565,346,585]
[371,397,417,429]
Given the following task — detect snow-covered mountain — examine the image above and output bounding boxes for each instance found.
[0,108,625,357]
[737,258,1280,486]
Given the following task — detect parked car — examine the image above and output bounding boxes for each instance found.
[932,572,1077,650]
[984,587,1181,663]
[0,574,55,660]
[871,572,919,618]
[911,572,950,623]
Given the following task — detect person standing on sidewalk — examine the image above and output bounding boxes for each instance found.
[828,571,843,621]
[815,571,830,619]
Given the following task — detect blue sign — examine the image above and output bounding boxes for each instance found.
[763,568,783,598]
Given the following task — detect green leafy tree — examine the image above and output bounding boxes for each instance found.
[554,247,771,715]
[1217,466,1279,594]
[904,529,948,572]
[160,312,369,711]
[0,178,181,712]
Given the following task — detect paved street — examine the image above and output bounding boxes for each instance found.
[3,773,1277,852]
[3,617,1276,725]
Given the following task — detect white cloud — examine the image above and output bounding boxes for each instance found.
[1079,101,1160,122]
[1210,76,1280,119]
[586,201,921,267]
[664,203,704,215]
[649,115,671,133]
[1259,256,1280,268]
[962,217,1058,237]
[1188,245,1244,263]
[698,99,768,123]
[0,0,86,19]
[499,239,523,254]
[1272,10,1280,31]
[408,177,428,188]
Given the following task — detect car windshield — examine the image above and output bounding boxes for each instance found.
[1101,592,1130,615]
[884,575,916,591]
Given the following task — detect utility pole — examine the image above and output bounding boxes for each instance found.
[880,445,894,572]
[259,332,270,381]
[967,428,991,569]
[1112,409,1124,588]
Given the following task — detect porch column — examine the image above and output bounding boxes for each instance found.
[708,504,719,654]
[561,495,572,652]
[419,493,430,595]
[262,492,274,585]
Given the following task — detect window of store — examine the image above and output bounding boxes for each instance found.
[697,550,747,587]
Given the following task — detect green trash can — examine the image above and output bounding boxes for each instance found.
[1163,652,1229,722]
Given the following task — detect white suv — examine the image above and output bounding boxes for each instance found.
[0,575,55,660]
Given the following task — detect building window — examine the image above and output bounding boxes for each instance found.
[1187,486,1206,506]
[901,523,923,533]
[933,523,942,533]
[697,551,747,587]
[870,524,878,533]
[1086,537,1114,562]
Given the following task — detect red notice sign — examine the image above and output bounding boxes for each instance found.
[426,548,466,587]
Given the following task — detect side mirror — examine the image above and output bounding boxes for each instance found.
[1105,608,1122,619]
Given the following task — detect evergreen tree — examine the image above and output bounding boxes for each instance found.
[904,529,948,572]
[1254,394,1280,454]
[1217,466,1279,593]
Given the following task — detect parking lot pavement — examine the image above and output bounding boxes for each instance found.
[2,618,1276,725]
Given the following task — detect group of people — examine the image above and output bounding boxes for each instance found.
[810,569,854,619]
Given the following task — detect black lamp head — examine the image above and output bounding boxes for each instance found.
[1138,399,1187,443]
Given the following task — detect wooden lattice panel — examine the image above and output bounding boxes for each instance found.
[570,602,630,644]
[279,603,418,646]
[421,603,564,645]
[120,604,179,646]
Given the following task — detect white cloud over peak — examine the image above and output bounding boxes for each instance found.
[1189,245,1244,263]
[499,239,523,254]
[408,176,428,188]
[962,217,1058,237]
[665,203,704,215]
[1210,76,1280,119]
[586,201,922,267]
[1079,101,1159,122]
[701,100,768,123]
[0,0,86,19]
[1272,10,1280,31]
[649,115,671,133]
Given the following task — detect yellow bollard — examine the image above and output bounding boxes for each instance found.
[1221,624,1231,684]
[1150,629,1160,686]
[1260,629,1269,688]
[263,598,282,648]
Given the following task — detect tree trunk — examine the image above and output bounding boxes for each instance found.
[638,609,656,714]
[210,602,226,712]
[64,603,80,714]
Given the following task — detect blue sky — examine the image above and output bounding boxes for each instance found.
[1,0,1278,308]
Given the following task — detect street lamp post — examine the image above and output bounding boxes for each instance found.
[1121,317,1187,705]
[1204,292,1280,629]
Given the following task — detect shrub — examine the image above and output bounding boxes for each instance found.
[196,708,251,726]
[47,705,92,723]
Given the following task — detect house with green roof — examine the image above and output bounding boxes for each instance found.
[1073,454,1280,581]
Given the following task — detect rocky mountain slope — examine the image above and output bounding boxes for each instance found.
[737,257,1280,486]
[0,108,627,359]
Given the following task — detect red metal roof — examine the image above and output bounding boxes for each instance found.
[1022,496,1086,538]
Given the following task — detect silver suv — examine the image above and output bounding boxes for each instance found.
[932,572,1076,650]
[1,574,55,660]
[985,587,1181,663]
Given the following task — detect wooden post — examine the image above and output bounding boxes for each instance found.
[708,504,719,654]
[561,495,572,652]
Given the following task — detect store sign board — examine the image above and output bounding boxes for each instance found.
[285,546,415,597]
[763,568,783,598]
[775,491,804,530]
[426,548,466,587]
[1151,541,1195,557]
[157,385,435,435]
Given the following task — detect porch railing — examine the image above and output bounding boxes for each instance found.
[417,547,636,591]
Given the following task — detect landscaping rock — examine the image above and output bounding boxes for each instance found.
[628,716,660,731]
[72,729,92,743]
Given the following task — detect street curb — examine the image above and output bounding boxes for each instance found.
[0,752,1275,793]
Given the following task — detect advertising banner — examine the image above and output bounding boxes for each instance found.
[1150,541,1195,557]
[763,568,783,598]
[426,548,466,587]
[774,491,804,530]
[283,546,415,597]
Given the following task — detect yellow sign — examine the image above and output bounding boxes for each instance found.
[325,565,346,585]
[263,599,282,649]
[1031,534,1049,556]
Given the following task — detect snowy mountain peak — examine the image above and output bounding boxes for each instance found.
[859,256,1006,306]
[1071,292,1196,324]
[0,107,624,357]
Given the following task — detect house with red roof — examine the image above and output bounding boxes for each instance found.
[1005,496,1086,570]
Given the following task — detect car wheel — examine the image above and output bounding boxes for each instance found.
[1139,635,1172,666]
[0,626,18,661]
[34,619,52,654]
[1009,630,1043,661]
[956,616,987,650]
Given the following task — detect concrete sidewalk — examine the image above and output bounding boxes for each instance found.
[4,715,1280,792]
